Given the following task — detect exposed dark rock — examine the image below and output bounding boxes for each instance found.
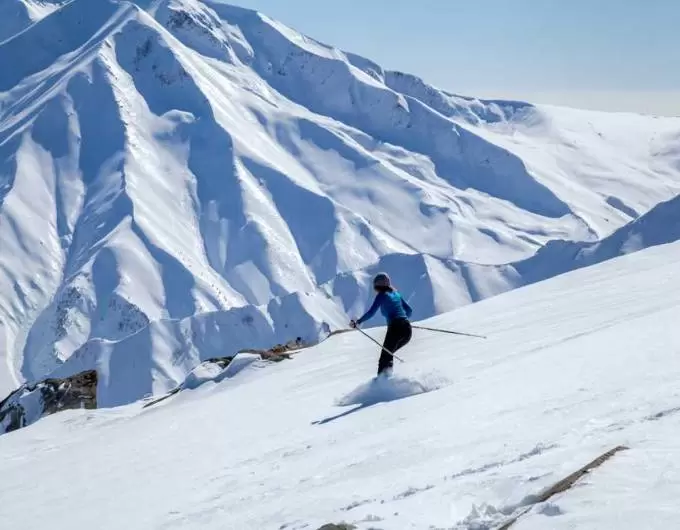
[316,524,357,530]
[203,356,234,369]
[261,351,291,363]
[237,336,304,363]
[0,370,97,435]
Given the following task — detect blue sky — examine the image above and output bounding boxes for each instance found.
[228,0,680,115]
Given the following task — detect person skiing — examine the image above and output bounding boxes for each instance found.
[350,273,413,376]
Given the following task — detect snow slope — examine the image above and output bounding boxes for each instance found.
[513,192,680,285]
[0,0,65,42]
[38,185,680,409]
[2,238,680,529]
[2,0,680,398]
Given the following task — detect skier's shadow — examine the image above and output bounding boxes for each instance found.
[312,403,377,425]
[312,388,425,425]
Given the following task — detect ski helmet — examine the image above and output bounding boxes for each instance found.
[373,272,391,289]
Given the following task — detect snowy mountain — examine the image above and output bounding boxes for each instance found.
[514,193,680,285]
[0,0,65,42]
[2,238,680,529]
[2,0,680,401]
[30,191,679,410]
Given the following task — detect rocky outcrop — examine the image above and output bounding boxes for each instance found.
[201,356,234,369]
[0,370,97,435]
[237,336,306,363]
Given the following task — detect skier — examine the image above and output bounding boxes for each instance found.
[350,273,413,376]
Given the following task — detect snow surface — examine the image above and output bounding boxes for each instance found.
[1,0,680,402]
[2,241,680,529]
[0,0,65,43]
[27,181,680,409]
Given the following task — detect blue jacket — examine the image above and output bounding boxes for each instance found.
[357,290,413,326]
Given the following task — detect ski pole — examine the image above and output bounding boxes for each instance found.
[412,324,487,340]
[354,327,405,363]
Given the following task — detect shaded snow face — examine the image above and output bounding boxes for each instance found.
[1,0,680,404]
[0,0,67,42]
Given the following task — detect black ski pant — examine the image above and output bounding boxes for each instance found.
[379,318,412,375]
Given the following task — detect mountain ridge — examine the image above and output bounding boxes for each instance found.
[1,0,680,398]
